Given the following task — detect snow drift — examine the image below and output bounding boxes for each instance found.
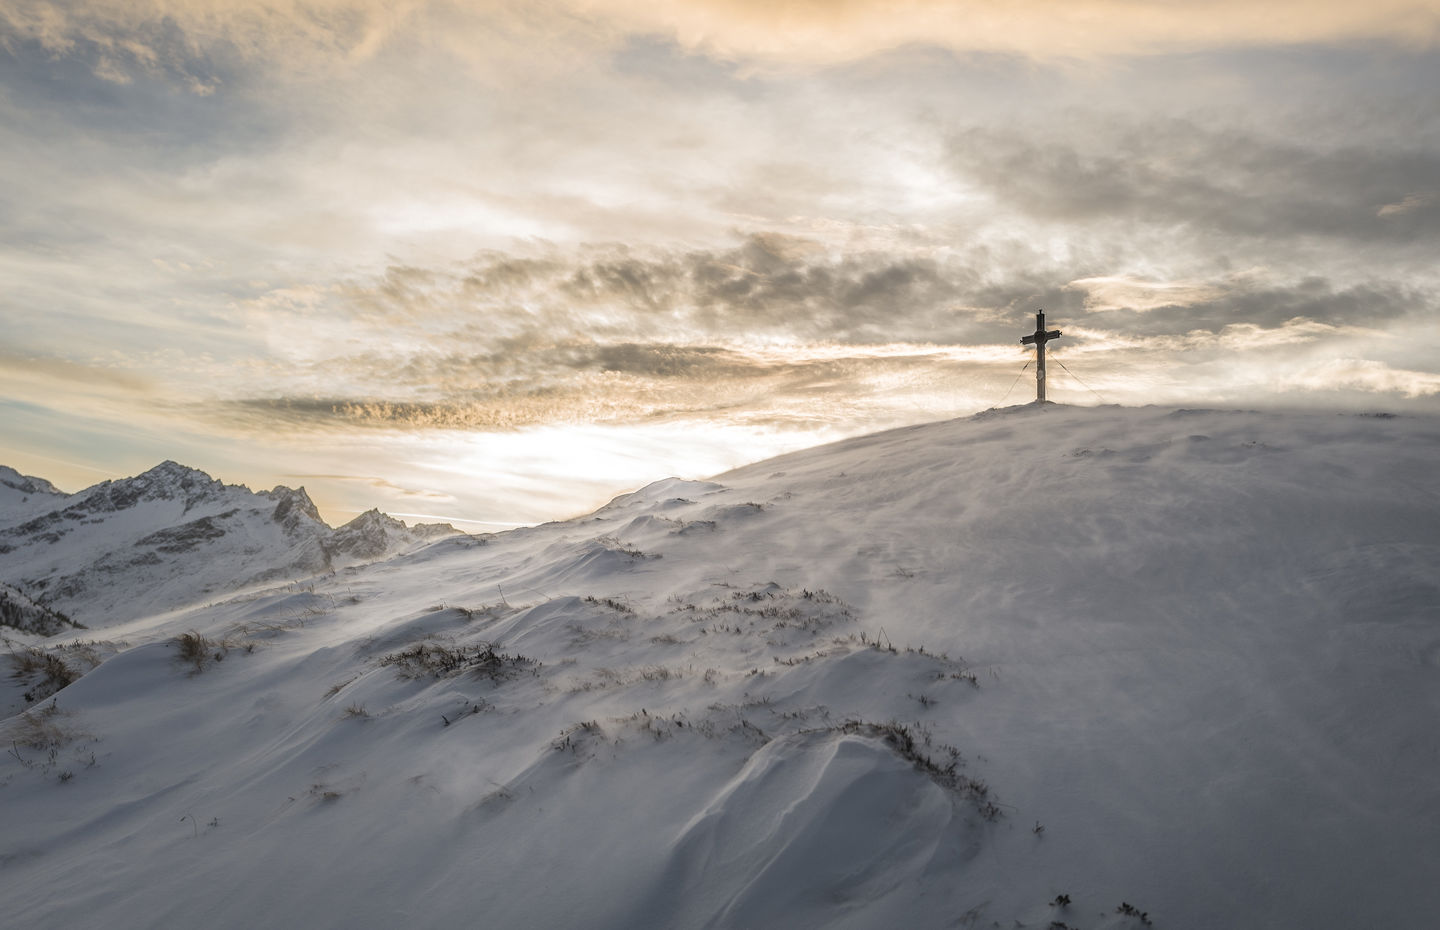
[2,405,1438,929]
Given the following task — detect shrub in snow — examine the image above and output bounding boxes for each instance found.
[378,641,537,681]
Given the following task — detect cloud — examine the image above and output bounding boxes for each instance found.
[5,0,1438,533]
[593,0,1440,62]
[7,0,1438,98]
[189,227,1438,440]
[945,119,1440,247]
[0,0,426,85]
[1068,275,1226,314]
[282,473,457,503]
[1067,277,1427,337]
[0,351,174,430]
[0,351,154,393]
[242,234,998,357]
[209,337,1018,436]
[1378,192,1440,217]
[1280,358,1440,398]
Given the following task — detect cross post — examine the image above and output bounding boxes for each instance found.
[1019,310,1062,403]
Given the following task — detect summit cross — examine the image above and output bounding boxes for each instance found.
[1020,310,1062,403]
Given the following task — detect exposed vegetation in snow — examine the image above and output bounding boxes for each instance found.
[2,405,1439,928]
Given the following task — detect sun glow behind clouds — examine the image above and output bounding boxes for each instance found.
[371,198,558,241]
[300,419,844,527]
[1068,275,1227,313]
[2,0,1439,525]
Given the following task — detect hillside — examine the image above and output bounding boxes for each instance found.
[2,405,1438,929]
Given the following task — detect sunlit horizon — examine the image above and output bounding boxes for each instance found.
[3,0,1438,525]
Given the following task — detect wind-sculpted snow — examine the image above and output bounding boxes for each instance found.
[4,405,1440,929]
[650,732,969,929]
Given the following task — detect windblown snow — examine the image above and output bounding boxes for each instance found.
[2,405,1438,929]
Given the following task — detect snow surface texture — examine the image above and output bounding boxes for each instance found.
[3,405,1439,929]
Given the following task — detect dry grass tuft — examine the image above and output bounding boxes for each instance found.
[172,630,231,674]
[379,641,537,681]
[7,648,78,703]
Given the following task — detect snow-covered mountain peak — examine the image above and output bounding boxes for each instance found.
[64,459,230,517]
[343,507,401,528]
[0,462,461,627]
[0,467,69,529]
[328,508,458,561]
[0,465,62,498]
[139,459,211,484]
[265,484,324,530]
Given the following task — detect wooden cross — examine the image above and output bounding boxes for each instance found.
[1020,310,1062,403]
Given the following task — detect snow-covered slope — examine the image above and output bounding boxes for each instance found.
[0,462,459,629]
[3,406,1439,930]
[0,465,67,525]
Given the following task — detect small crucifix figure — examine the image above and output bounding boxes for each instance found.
[1020,310,1062,403]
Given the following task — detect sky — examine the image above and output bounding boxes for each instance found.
[2,0,1439,527]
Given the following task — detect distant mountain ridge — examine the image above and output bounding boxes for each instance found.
[0,465,63,498]
[0,461,461,630]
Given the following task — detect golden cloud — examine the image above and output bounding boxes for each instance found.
[1067,275,1226,314]
[591,0,1440,60]
[0,352,171,435]
[0,352,154,395]
[6,0,1438,87]
[1280,358,1440,397]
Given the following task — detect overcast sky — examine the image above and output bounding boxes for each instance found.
[3,0,1439,526]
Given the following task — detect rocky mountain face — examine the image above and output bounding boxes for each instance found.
[0,582,78,637]
[0,466,62,498]
[0,466,68,527]
[328,509,458,561]
[0,462,461,630]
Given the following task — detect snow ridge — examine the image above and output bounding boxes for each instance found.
[0,465,62,498]
[3,406,1440,930]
